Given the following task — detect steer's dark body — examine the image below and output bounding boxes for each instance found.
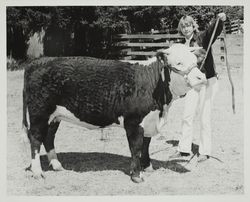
[23,56,172,182]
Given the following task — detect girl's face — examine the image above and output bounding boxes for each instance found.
[180,22,194,39]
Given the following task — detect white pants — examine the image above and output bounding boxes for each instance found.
[177,77,219,155]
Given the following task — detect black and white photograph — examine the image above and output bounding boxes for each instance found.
[1,0,249,199]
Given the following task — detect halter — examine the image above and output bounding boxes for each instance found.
[159,63,191,102]
[167,63,198,78]
[156,50,198,79]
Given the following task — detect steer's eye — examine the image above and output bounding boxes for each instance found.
[177,62,182,65]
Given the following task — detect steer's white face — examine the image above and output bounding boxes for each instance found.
[161,44,207,97]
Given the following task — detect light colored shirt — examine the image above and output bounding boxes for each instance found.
[185,34,193,47]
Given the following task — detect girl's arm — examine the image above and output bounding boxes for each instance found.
[200,13,226,48]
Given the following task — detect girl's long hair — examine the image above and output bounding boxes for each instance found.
[177,15,199,35]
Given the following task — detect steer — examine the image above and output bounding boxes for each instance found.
[22,44,206,183]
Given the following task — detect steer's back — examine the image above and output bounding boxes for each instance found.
[24,57,143,127]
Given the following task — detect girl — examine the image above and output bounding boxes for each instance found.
[171,13,226,162]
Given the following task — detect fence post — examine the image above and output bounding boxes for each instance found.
[220,37,225,61]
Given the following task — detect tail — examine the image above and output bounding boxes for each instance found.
[22,89,28,128]
[21,77,30,144]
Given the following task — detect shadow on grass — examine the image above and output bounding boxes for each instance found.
[40,152,190,176]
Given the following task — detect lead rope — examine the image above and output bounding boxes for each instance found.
[200,16,235,113]
[222,26,236,114]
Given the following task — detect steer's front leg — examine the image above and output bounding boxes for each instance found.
[124,116,144,183]
[141,137,153,172]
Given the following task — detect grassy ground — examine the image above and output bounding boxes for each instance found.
[7,35,244,195]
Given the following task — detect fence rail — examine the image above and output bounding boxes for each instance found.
[116,42,171,48]
[225,19,243,34]
[116,34,184,39]
[113,19,243,62]
[114,34,243,69]
[114,33,185,59]
[114,33,226,60]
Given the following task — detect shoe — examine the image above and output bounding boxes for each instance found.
[169,151,190,159]
[197,155,209,163]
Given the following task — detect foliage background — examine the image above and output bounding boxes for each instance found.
[7,6,244,61]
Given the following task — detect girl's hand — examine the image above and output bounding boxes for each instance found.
[217,13,226,21]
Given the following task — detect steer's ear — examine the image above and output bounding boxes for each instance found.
[192,48,206,65]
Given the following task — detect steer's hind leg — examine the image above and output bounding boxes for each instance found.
[28,120,48,179]
[43,122,64,171]
[124,117,144,183]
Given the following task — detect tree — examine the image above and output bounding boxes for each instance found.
[7,6,244,61]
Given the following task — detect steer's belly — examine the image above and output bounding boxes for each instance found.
[49,105,166,137]
[48,105,124,130]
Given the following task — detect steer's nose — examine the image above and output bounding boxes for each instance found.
[196,75,207,85]
[186,68,207,87]
[192,74,207,87]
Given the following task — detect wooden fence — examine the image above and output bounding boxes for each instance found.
[114,33,243,69]
[114,33,185,60]
[113,18,243,62]
[225,19,244,34]
[212,34,243,69]
[115,33,225,61]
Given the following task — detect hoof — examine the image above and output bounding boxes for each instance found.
[143,163,154,172]
[50,159,64,171]
[131,175,144,183]
[28,164,45,179]
[32,170,45,179]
